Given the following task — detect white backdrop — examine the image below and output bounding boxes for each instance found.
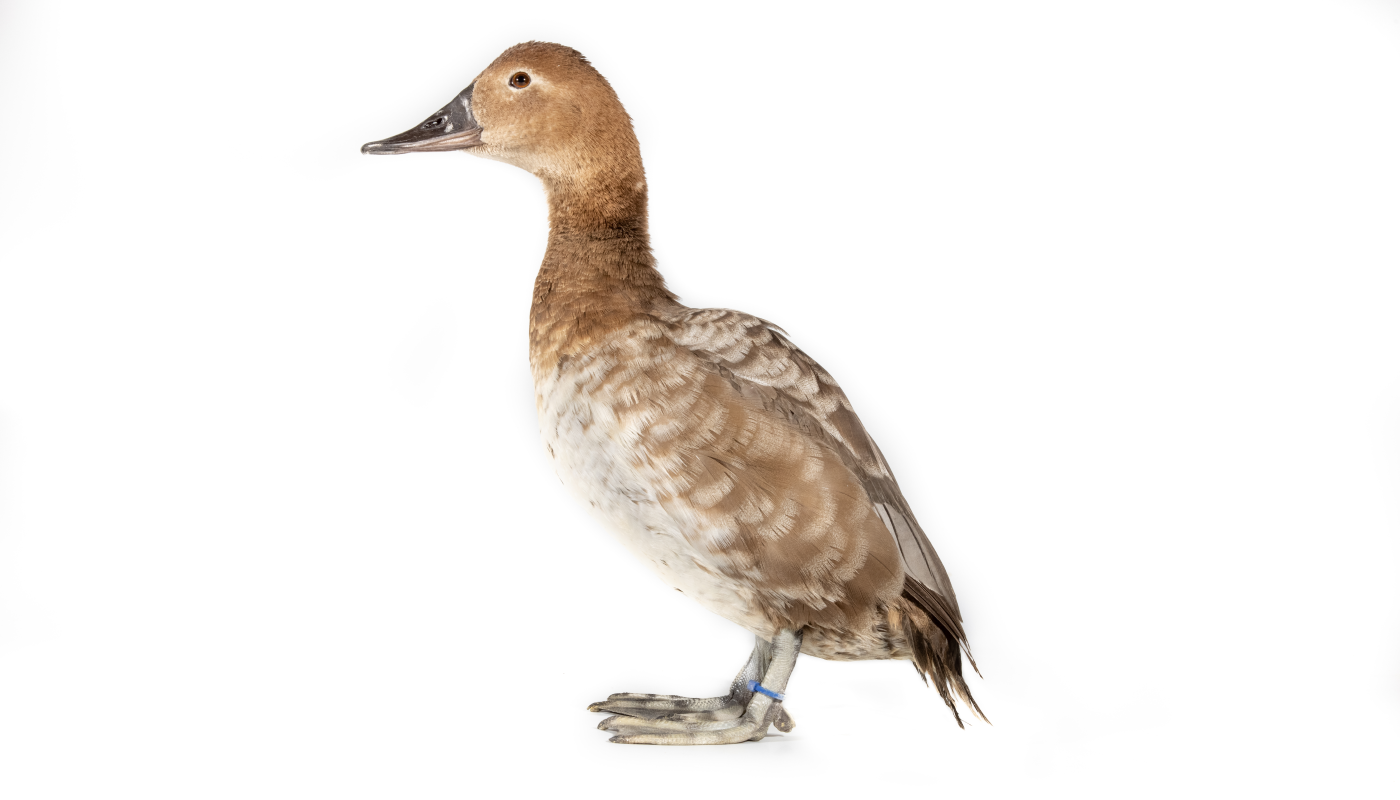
[2,1,1398,797]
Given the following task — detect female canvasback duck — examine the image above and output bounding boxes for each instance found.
[363,41,984,745]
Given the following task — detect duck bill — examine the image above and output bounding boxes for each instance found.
[361,83,483,155]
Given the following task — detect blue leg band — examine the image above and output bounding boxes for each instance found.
[746,679,785,701]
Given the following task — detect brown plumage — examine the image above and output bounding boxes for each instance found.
[364,41,986,741]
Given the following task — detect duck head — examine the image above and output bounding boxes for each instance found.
[362,41,643,192]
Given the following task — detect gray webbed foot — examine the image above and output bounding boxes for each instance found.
[587,630,802,745]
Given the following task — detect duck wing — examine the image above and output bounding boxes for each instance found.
[658,307,967,636]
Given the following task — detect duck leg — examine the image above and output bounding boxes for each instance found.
[591,629,802,745]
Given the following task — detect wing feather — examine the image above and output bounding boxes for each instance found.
[659,307,966,625]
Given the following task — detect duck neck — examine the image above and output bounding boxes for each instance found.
[530,172,675,366]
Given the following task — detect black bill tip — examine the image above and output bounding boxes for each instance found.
[361,83,482,156]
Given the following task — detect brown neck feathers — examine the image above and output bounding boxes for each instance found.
[529,169,675,368]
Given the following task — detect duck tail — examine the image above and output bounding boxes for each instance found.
[894,578,988,728]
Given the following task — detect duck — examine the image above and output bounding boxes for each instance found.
[362,41,985,745]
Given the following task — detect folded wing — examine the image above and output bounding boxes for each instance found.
[659,307,968,640]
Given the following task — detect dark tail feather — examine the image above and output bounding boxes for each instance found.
[898,577,989,727]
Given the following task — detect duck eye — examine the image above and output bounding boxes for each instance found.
[510,72,531,89]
